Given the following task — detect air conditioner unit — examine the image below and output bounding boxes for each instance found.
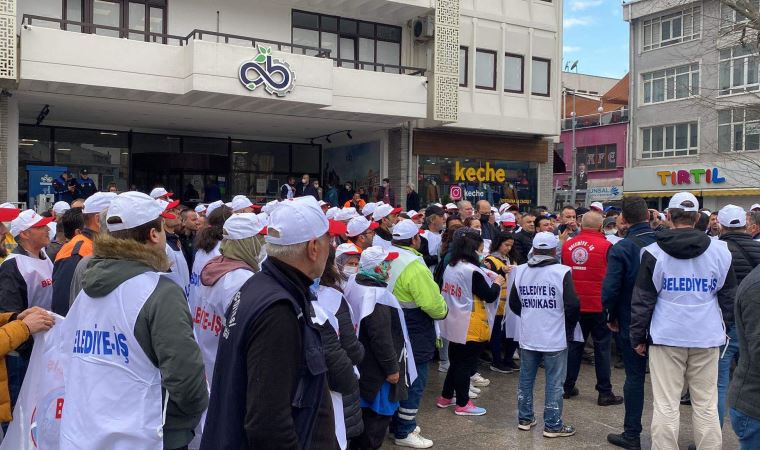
[413,16,435,42]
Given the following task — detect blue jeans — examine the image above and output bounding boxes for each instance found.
[730,408,760,450]
[619,333,647,438]
[518,348,567,431]
[391,361,429,439]
[718,325,739,427]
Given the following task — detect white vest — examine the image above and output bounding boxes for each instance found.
[646,240,731,348]
[421,230,442,260]
[3,252,54,310]
[343,277,417,385]
[439,262,495,344]
[165,243,190,298]
[188,244,222,315]
[512,263,572,352]
[61,272,164,450]
[372,234,391,250]
[194,268,254,383]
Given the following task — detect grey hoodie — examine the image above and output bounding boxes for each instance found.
[82,234,208,449]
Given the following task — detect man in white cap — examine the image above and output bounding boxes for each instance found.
[346,215,379,251]
[362,201,378,220]
[590,202,604,213]
[387,219,448,448]
[716,204,760,428]
[372,203,402,249]
[0,209,55,406]
[149,186,173,201]
[419,205,445,270]
[509,231,580,438]
[52,192,116,316]
[201,196,335,450]
[229,194,255,213]
[631,192,738,449]
[47,201,73,261]
[60,191,207,450]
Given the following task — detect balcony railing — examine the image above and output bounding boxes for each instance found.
[561,108,629,131]
[22,14,426,76]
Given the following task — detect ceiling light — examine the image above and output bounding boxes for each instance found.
[57,148,71,151]
[19,143,33,146]
[99,131,119,136]
[231,140,243,144]
[233,151,248,155]
[21,138,38,143]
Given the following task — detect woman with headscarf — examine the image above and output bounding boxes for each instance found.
[483,232,520,374]
[335,243,362,287]
[314,248,365,448]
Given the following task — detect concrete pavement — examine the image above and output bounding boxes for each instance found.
[386,359,739,450]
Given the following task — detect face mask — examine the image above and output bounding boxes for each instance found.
[343,266,359,276]
[309,277,321,295]
[604,228,618,236]
[477,252,486,263]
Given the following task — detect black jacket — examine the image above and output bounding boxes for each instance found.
[728,264,760,419]
[512,230,535,265]
[406,191,420,212]
[601,222,657,334]
[418,234,438,268]
[354,275,408,404]
[720,232,760,284]
[179,232,195,269]
[630,228,738,347]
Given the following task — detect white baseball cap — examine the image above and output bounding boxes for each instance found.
[362,202,378,218]
[718,204,747,228]
[751,203,760,211]
[500,212,517,226]
[156,198,181,212]
[590,202,604,212]
[336,242,362,259]
[229,195,253,212]
[10,209,54,237]
[372,204,402,221]
[347,216,379,238]
[668,192,700,212]
[392,219,420,240]
[498,203,511,214]
[194,204,207,214]
[446,203,458,210]
[83,192,117,214]
[0,203,20,222]
[334,207,359,222]
[433,203,443,208]
[266,196,329,245]
[490,206,498,214]
[53,201,70,216]
[325,207,339,220]
[262,199,280,214]
[223,213,266,240]
[106,191,175,232]
[532,231,559,249]
[206,200,226,217]
[318,200,329,208]
[406,210,423,220]
[149,187,173,199]
[359,246,399,269]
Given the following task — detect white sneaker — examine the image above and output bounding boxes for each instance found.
[471,373,490,387]
[469,388,479,399]
[438,361,450,373]
[469,384,481,394]
[394,430,434,449]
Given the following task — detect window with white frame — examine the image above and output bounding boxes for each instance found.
[642,63,699,104]
[720,0,760,31]
[718,108,760,152]
[641,5,701,51]
[641,122,698,158]
[719,45,759,95]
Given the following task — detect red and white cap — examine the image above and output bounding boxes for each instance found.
[500,212,517,226]
[372,203,402,221]
[445,203,458,210]
[590,202,604,212]
[334,207,359,222]
[718,204,747,228]
[347,216,379,238]
[751,203,760,212]
[266,196,329,245]
[10,209,54,237]
[149,187,173,199]
[318,200,329,208]
[228,195,253,212]
[83,192,117,214]
[107,191,176,232]
[359,246,399,270]
[406,210,424,220]
[223,213,266,240]
[336,243,361,259]
[157,198,181,211]
[361,202,378,218]
[392,219,421,240]
[498,203,511,214]
[0,202,20,222]
[328,220,348,237]
[53,201,71,216]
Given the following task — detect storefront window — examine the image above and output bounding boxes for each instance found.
[54,128,129,191]
[291,144,321,174]
[19,125,52,163]
[132,133,181,153]
[323,141,382,198]
[418,157,538,210]
[183,137,228,155]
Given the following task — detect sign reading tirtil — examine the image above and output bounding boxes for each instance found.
[656,167,726,186]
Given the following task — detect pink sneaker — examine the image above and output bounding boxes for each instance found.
[436,396,456,408]
[455,401,487,416]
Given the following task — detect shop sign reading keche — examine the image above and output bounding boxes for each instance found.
[239,46,295,97]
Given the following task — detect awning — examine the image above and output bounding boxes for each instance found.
[625,188,760,198]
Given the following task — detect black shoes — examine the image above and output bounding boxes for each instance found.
[598,393,624,406]
[563,387,579,399]
[606,433,641,450]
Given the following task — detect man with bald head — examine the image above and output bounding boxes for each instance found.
[561,211,623,406]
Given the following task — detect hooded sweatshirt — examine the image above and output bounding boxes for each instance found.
[79,234,208,449]
[630,227,737,348]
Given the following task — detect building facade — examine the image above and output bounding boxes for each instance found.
[624,0,760,210]
[4,0,561,211]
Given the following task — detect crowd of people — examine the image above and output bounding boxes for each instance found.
[0,183,759,450]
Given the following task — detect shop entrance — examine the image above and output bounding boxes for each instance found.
[131,152,229,206]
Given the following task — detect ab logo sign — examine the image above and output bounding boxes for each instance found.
[239,46,295,97]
